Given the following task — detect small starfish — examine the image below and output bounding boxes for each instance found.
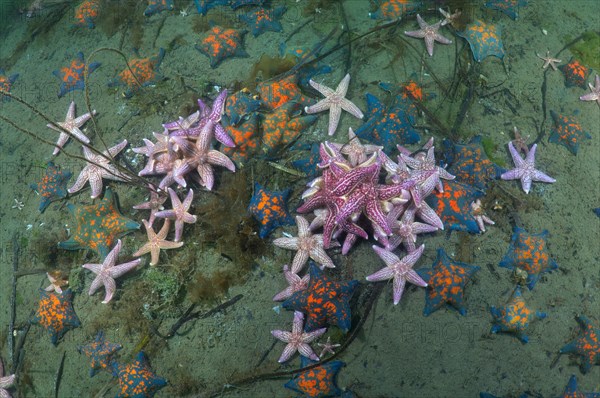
[82,239,141,304]
[439,8,462,28]
[48,101,95,155]
[317,336,341,357]
[580,74,600,106]
[154,188,197,242]
[271,311,327,363]
[273,264,310,302]
[304,73,364,136]
[45,270,69,294]
[133,219,183,266]
[329,127,382,167]
[273,215,337,274]
[511,126,530,155]
[404,14,452,57]
[132,185,168,227]
[470,199,495,233]
[68,140,129,199]
[0,356,16,397]
[536,51,561,71]
[501,141,556,194]
[367,244,427,305]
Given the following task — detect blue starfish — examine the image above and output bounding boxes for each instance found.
[78,331,122,377]
[490,286,546,343]
[498,226,558,290]
[417,248,480,316]
[292,142,321,179]
[457,20,505,62]
[0,68,19,101]
[559,58,590,89]
[30,161,72,213]
[195,25,248,68]
[248,182,295,238]
[230,0,267,9]
[30,288,81,345]
[369,0,420,21]
[355,92,420,153]
[113,352,167,398]
[282,262,359,333]
[285,356,346,397]
[194,0,228,15]
[560,315,600,374]
[484,0,528,20]
[425,180,483,233]
[549,110,591,155]
[53,52,100,98]
[239,6,287,37]
[144,0,174,16]
[225,89,261,126]
[561,375,600,398]
[443,136,505,191]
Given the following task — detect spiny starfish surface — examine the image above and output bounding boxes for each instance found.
[48,101,96,155]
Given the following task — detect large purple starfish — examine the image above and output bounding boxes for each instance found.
[501,141,555,194]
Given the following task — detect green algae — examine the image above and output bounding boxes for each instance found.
[568,31,600,71]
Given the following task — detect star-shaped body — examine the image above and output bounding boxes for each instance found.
[133,219,183,266]
[144,0,174,16]
[426,180,483,233]
[329,127,382,167]
[261,102,317,155]
[273,215,336,274]
[369,0,419,20]
[30,161,72,213]
[417,248,480,316]
[224,89,261,126]
[0,68,19,101]
[560,315,600,374]
[0,356,16,397]
[580,74,600,106]
[367,244,427,305]
[108,49,165,98]
[285,357,345,397]
[273,264,310,302]
[248,182,295,238]
[30,288,81,345]
[82,239,141,304]
[154,188,197,242]
[560,58,590,89]
[282,263,358,332]
[498,226,558,290]
[196,26,248,68]
[457,20,505,62]
[470,199,495,233]
[561,374,600,398]
[114,351,167,398]
[549,110,591,155]
[132,186,168,227]
[48,101,95,155]
[490,286,546,343]
[484,0,528,20]
[536,50,561,71]
[74,0,100,28]
[78,331,122,377]
[304,73,364,136]
[222,113,260,164]
[256,74,311,111]
[59,188,140,258]
[271,311,326,363]
[239,5,286,37]
[500,141,555,194]
[53,52,100,98]
[404,14,452,57]
[45,270,69,294]
[68,139,129,198]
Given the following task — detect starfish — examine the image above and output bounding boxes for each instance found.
[44,270,69,294]
[0,356,15,397]
[501,141,556,194]
[404,14,452,57]
[48,101,95,155]
[31,288,81,345]
[329,127,382,167]
[273,215,337,274]
[386,205,438,252]
[271,311,326,363]
[154,188,197,242]
[366,244,427,305]
[304,73,364,136]
[317,336,341,357]
[439,8,462,28]
[560,315,600,374]
[68,139,129,199]
[78,331,122,377]
[536,50,561,71]
[132,185,168,227]
[580,74,600,106]
[82,239,141,304]
[133,219,183,266]
[490,286,547,343]
[273,264,310,302]
[114,352,167,397]
[470,199,495,233]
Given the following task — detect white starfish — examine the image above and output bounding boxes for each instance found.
[501,141,556,194]
[0,356,16,398]
[304,73,364,136]
[536,51,561,71]
[404,14,452,57]
[48,101,96,155]
[271,311,326,363]
[470,199,495,233]
[68,140,129,199]
[272,264,310,301]
[580,74,600,106]
[82,240,141,304]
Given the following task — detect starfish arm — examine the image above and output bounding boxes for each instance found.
[340,99,364,119]
[305,97,333,114]
[298,343,320,361]
[434,32,452,44]
[291,250,309,274]
[132,242,152,258]
[155,209,177,219]
[392,277,407,304]
[207,150,236,171]
[303,327,327,343]
[87,170,105,199]
[309,79,335,97]
[405,29,427,39]
[310,245,335,269]
[366,266,395,282]
[68,167,91,194]
[500,168,523,181]
[108,259,141,279]
[196,163,215,190]
[509,141,525,167]
[69,127,91,143]
[100,278,116,304]
[326,104,342,136]
[405,269,428,287]
[273,237,300,250]
[271,329,291,343]
[531,170,556,183]
[182,189,194,210]
[372,245,400,267]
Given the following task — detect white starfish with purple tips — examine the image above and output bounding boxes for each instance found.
[501,141,556,194]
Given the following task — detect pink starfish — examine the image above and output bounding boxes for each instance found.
[386,205,438,252]
[329,127,382,167]
[501,141,556,194]
[304,73,364,136]
[273,215,337,274]
[82,239,141,304]
[48,101,96,155]
[272,264,310,301]
[133,219,183,266]
[154,188,197,242]
[366,244,427,305]
[404,14,452,57]
[68,139,129,199]
[317,336,341,357]
[470,199,495,233]
[271,311,326,363]
[132,185,168,227]
[580,74,600,106]
[0,356,15,398]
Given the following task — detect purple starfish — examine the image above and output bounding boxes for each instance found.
[271,311,326,363]
[154,188,197,242]
[580,74,600,106]
[404,14,452,57]
[501,141,556,194]
[82,240,141,304]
